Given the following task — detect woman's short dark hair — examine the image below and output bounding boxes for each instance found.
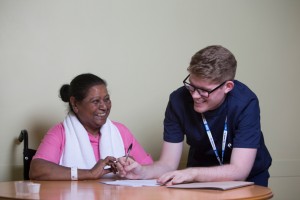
[59,73,107,112]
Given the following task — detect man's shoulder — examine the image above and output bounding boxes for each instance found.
[169,86,191,101]
[231,80,258,100]
[227,80,260,113]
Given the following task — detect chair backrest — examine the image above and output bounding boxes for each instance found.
[18,130,37,180]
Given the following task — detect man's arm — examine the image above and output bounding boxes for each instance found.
[118,141,183,179]
[157,148,257,185]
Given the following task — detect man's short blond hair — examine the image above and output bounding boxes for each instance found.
[188,45,237,83]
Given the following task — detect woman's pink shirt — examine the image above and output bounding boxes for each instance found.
[33,121,153,165]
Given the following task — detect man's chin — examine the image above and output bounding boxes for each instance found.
[194,105,207,113]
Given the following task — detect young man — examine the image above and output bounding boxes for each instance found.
[118,45,272,186]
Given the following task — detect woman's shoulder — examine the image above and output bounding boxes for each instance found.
[47,122,65,134]
[43,122,65,143]
[111,121,130,131]
[111,120,134,138]
[111,121,136,149]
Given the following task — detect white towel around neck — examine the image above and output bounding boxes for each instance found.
[59,113,125,169]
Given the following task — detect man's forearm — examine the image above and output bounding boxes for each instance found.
[190,164,248,182]
[141,160,178,179]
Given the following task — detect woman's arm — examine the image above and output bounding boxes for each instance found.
[29,157,115,180]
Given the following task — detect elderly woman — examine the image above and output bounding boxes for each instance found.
[30,73,153,180]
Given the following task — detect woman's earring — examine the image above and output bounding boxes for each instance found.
[72,105,78,112]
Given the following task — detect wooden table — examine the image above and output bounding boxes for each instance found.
[0,180,273,200]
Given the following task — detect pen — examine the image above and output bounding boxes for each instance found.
[125,143,133,162]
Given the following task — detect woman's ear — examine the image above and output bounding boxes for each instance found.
[224,81,234,94]
[70,96,78,113]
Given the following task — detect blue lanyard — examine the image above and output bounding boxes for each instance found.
[201,113,228,165]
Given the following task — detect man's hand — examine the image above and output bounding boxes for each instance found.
[157,168,195,186]
[117,156,144,179]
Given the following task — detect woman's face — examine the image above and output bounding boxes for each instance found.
[72,84,111,134]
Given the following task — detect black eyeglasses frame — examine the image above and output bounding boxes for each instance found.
[183,75,227,98]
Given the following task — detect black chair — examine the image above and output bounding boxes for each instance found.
[18,129,37,180]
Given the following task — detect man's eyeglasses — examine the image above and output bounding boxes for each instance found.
[183,75,227,98]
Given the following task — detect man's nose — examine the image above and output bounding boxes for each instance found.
[191,90,201,98]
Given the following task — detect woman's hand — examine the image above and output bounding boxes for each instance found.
[89,156,117,179]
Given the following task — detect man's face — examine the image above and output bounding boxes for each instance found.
[186,74,232,113]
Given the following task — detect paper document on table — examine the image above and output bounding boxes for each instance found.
[167,181,254,190]
[100,179,160,187]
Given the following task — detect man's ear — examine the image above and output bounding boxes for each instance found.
[224,81,234,94]
[70,96,78,113]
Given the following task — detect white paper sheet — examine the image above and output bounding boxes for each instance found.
[100,179,160,187]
